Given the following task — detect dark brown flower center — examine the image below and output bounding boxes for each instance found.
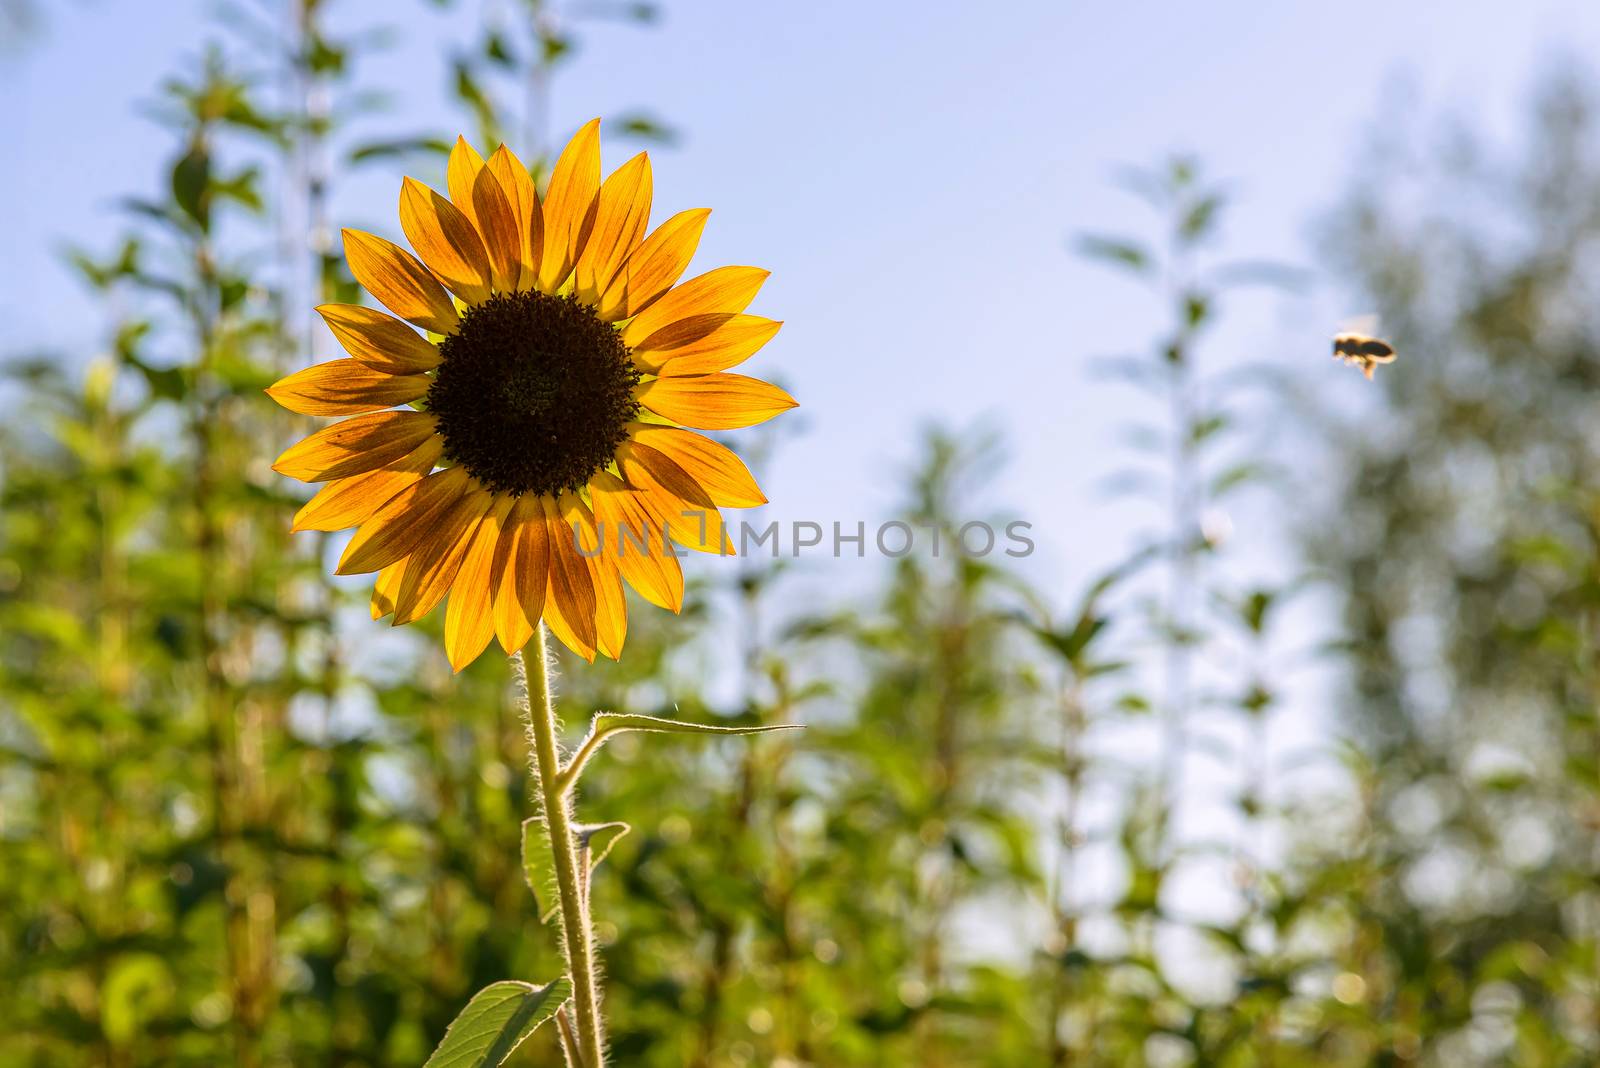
[428,290,640,496]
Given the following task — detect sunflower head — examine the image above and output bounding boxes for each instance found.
[429,290,642,496]
[268,121,795,670]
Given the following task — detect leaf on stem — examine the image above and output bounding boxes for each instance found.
[592,712,800,742]
[577,821,630,875]
[423,978,571,1068]
[558,713,801,795]
[521,817,559,925]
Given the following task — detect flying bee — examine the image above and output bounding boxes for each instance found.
[1332,315,1395,380]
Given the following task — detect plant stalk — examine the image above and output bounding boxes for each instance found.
[513,629,605,1067]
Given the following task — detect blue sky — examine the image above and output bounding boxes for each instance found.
[8,0,1600,983]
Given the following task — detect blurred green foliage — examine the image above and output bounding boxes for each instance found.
[4,3,1600,1066]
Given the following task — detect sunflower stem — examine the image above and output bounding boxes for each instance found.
[555,1007,582,1066]
[513,630,606,1068]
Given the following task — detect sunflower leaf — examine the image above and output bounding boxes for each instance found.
[577,821,630,875]
[520,817,559,925]
[557,715,801,794]
[522,819,633,924]
[590,712,800,741]
[423,978,570,1068]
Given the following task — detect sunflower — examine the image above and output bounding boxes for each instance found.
[268,120,795,670]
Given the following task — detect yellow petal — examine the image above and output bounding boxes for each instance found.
[597,208,710,323]
[590,470,683,612]
[444,494,515,670]
[628,424,765,508]
[537,118,601,293]
[337,465,471,575]
[341,229,459,334]
[391,488,494,625]
[316,304,441,374]
[593,560,627,659]
[292,436,443,532]
[484,145,542,291]
[445,137,533,294]
[445,136,488,228]
[272,410,438,482]
[632,314,782,376]
[636,373,797,430]
[398,177,492,304]
[371,560,406,620]
[575,151,652,308]
[621,266,769,347]
[616,440,733,556]
[563,492,626,660]
[491,493,550,654]
[540,493,597,660]
[315,303,441,375]
[468,161,520,293]
[267,359,430,416]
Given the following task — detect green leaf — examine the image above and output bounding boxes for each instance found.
[577,821,630,874]
[557,715,797,806]
[213,166,263,214]
[305,33,346,75]
[538,31,572,65]
[521,817,558,924]
[1032,614,1106,668]
[171,145,211,232]
[126,354,188,402]
[1189,411,1227,444]
[1240,589,1275,633]
[610,110,680,146]
[101,954,175,1044]
[590,712,800,742]
[1075,233,1151,275]
[113,320,151,362]
[565,712,796,780]
[452,59,496,139]
[423,979,570,1068]
[484,31,516,66]
[64,237,140,290]
[1178,192,1224,241]
[348,137,452,164]
[1211,461,1272,497]
[524,819,631,924]
[1117,693,1152,715]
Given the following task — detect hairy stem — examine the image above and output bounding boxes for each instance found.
[513,629,605,1067]
[555,1007,582,1066]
